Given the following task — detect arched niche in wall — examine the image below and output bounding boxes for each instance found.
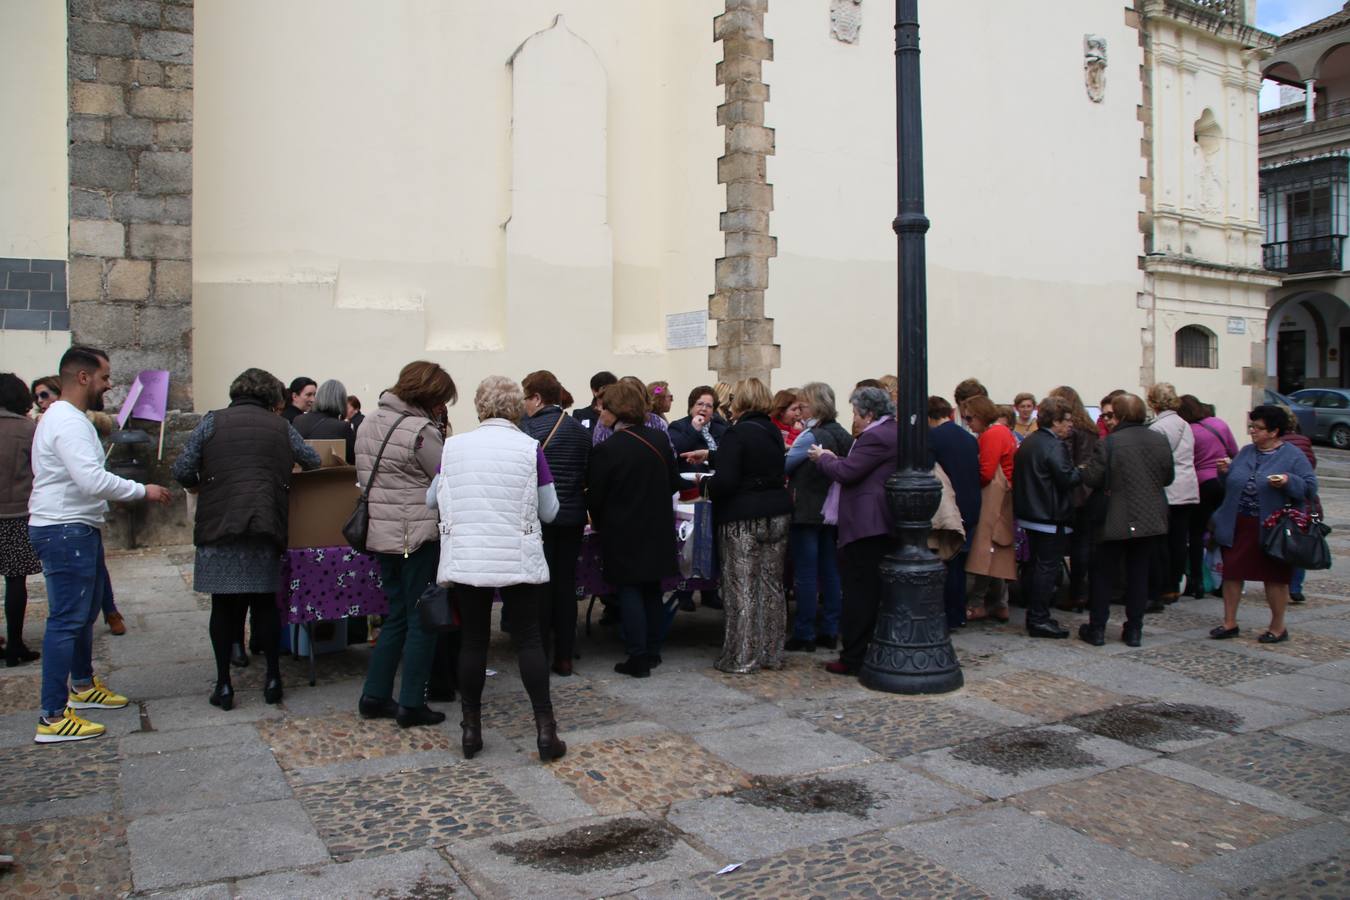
[504,16,613,350]
[1192,109,1224,216]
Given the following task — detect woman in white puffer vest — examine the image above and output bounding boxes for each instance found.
[432,376,565,763]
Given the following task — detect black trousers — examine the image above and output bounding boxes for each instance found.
[1151,504,1194,598]
[839,535,892,669]
[456,583,552,716]
[1091,538,1152,629]
[210,593,278,684]
[1187,480,1224,593]
[1021,529,1066,628]
[1068,510,1093,604]
[540,524,584,662]
[944,549,968,628]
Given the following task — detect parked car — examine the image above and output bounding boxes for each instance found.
[1288,388,1350,447]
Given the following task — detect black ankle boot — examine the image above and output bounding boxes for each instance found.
[535,711,566,762]
[263,675,283,704]
[613,655,650,678]
[209,682,234,711]
[5,644,39,667]
[396,704,446,729]
[461,706,483,759]
[230,643,249,668]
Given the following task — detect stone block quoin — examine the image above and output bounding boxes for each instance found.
[709,0,780,384]
[68,0,194,412]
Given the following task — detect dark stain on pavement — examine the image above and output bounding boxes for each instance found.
[734,776,880,819]
[950,729,1100,775]
[1067,702,1242,748]
[493,818,676,873]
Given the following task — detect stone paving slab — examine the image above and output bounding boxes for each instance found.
[703,654,872,705]
[1124,642,1303,686]
[452,814,714,900]
[1189,822,1349,895]
[294,763,544,861]
[1140,758,1325,821]
[691,714,878,777]
[1276,712,1350,750]
[1011,765,1302,869]
[120,720,263,756]
[121,734,291,816]
[128,798,329,892]
[666,760,974,861]
[1171,731,1350,816]
[0,738,120,808]
[142,690,286,732]
[1227,671,1350,712]
[689,830,989,898]
[891,804,1217,900]
[800,693,1012,759]
[596,669,786,734]
[962,668,1137,721]
[912,723,1157,800]
[258,709,456,771]
[234,847,469,898]
[0,810,132,897]
[548,730,751,814]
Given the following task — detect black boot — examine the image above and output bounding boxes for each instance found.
[263,675,283,705]
[209,682,234,711]
[461,706,483,759]
[5,644,39,667]
[1122,623,1143,648]
[613,655,650,678]
[396,704,446,729]
[230,643,249,668]
[535,711,566,762]
[1077,624,1105,647]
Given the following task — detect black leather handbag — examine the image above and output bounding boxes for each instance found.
[342,412,411,553]
[1261,502,1332,571]
[416,584,456,633]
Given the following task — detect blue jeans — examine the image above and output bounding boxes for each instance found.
[618,583,663,658]
[29,523,107,717]
[1291,567,1306,595]
[789,524,842,641]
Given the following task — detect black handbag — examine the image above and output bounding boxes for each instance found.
[416,583,456,633]
[342,412,412,553]
[1261,502,1332,571]
[1083,439,1112,525]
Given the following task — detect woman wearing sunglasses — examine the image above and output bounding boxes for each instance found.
[29,376,60,418]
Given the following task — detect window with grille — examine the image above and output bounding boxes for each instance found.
[1176,325,1217,369]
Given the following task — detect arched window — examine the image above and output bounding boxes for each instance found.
[1176,325,1218,369]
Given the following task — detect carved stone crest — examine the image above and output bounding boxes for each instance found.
[1084,35,1106,102]
[831,0,862,44]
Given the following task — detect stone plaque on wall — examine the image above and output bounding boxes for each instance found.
[830,0,862,44]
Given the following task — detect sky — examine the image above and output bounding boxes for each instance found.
[1257,0,1346,109]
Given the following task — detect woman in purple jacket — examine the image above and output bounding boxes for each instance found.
[1179,395,1238,599]
[809,386,897,676]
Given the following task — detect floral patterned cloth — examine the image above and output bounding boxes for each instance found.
[277,546,389,624]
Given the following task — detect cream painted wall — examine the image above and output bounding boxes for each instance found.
[193,0,1152,432]
[0,0,70,381]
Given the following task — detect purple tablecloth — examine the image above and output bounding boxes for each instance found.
[277,546,389,624]
[575,528,717,597]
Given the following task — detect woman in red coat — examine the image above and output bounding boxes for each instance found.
[962,395,1017,622]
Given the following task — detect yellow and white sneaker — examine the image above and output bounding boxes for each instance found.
[68,676,129,710]
[34,708,106,744]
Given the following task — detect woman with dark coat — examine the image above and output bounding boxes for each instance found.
[1047,386,1100,610]
[1012,396,1080,639]
[669,385,729,474]
[1078,393,1174,648]
[784,381,853,650]
[586,380,684,678]
[810,386,897,676]
[0,374,42,667]
[699,378,794,674]
[173,368,321,709]
[1208,404,1317,644]
[521,370,591,675]
[292,378,356,464]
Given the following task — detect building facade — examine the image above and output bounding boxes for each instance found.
[1259,4,1350,396]
[0,0,1274,444]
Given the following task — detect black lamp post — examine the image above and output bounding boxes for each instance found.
[859,0,963,695]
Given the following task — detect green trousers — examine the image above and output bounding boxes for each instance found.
[363,541,439,708]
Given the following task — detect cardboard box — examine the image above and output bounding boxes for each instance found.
[288,465,361,549]
[304,439,348,468]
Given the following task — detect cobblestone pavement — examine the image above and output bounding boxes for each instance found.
[1,514,1349,898]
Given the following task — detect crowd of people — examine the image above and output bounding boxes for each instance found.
[0,347,1323,755]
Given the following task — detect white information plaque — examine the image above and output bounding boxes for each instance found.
[666,311,708,350]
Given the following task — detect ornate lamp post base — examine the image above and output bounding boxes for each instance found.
[860,470,963,694]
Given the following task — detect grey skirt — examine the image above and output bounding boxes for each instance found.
[193,536,284,595]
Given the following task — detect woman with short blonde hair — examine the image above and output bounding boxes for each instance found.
[1147,381,1198,607]
[701,377,794,673]
[474,375,527,423]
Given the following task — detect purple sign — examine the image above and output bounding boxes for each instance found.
[117,370,169,426]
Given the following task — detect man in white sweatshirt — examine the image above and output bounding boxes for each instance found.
[29,346,171,744]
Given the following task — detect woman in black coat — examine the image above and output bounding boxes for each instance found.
[697,378,793,674]
[586,380,684,679]
[669,385,729,474]
[291,379,356,464]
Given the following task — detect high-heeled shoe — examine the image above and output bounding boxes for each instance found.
[535,711,566,762]
[209,682,234,711]
[461,706,483,759]
[263,675,283,705]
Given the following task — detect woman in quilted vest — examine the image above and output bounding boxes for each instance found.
[1147,383,1200,608]
[173,369,321,710]
[354,361,457,729]
[433,376,565,762]
[1079,393,1174,648]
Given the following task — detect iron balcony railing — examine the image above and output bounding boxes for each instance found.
[1175,0,1243,21]
[1263,236,1345,274]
